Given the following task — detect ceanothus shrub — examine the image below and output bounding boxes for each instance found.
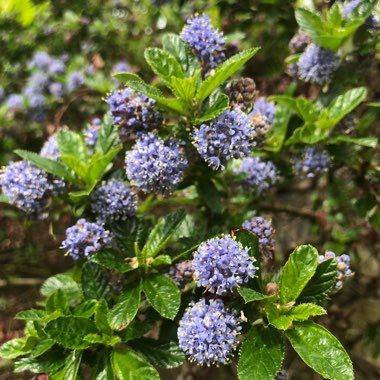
[2,6,377,379]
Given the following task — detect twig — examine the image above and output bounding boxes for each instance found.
[0,277,44,288]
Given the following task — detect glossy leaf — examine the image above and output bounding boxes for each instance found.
[279,245,318,304]
[238,287,268,303]
[298,259,338,303]
[142,274,180,319]
[108,283,141,330]
[91,249,133,273]
[41,272,82,301]
[162,33,199,76]
[286,321,354,380]
[95,300,113,336]
[81,263,110,300]
[238,326,285,380]
[144,47,184,82]
[195,93,229,124]
[142,209,186,257]
[195,48,260,102]
[111,347,160,380]
[129,338,185,369]
[62,350,83,380]
[14,149,78,184]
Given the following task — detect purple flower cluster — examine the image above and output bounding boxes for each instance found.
[318,251,353,291]
[62,218,112,260]
[297,44,340,85]
[0,160,64,219]
[249,97,276,125]
[192,235,256,295]
[67,71,85,92]
[294,147,330,179]
[6,94,24,110]
[84,118,102,149]
[91,179,137,222]
[178,298,241,365]
[180,15,226,71]
[236,157,279,196]
[168,260,194,288]
[242,216,275,253]
[192,110,257,170]
[107,88,163,137]
[29,52,52,70]
[125,133,188,194]
[40,134,61,161]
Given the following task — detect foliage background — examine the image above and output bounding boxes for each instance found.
[0,0,379,379]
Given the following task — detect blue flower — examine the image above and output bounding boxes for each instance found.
[125,133,188,194]
[91,179,137,222]
[242,216,275,253]
[318,251,353,291]
[49,82,66,97]
[178,298,241,365]
[48,59,66,76]
[0,161,64,219]
[294,147,330,179]
[297,44,339,85]
[67,71,85,91]
[24,72,49,95]
[192,235,256,295]
[84,118,102,149]
[62,218,112,260]
[29,52,52,70]
[40,134,61,161]
[192,110,257,170]
[107,88,163,137]
[236,157,279,196]
[6,94,24,110]
[180,14,226,71]
[249,97,276,125]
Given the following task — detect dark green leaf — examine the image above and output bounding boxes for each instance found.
[120,317,156,343]
[238,287,268,303]
[94,120,120,155]
[108,283,141,330]
[91,249,133,273]
[298,259,338,303]
[265,103,292,152]
[162,33,199,76]
[74,300,98,318]
[327,135,378,148]
[286,321,354,380]
[30,338,55,358]
[234,229,260,261]
[279,245,318,304]
[14,350,65,374]
[111,347,160,380]
[196,48,260,103]
[46,289,69,314]
[14,149,78,184]
[142,209,186,257]
[129,338,185,369]
[44,316,98,349]
[142,274,180,319]
[195,93,229,123]
[238,326,285,380]
[15,309,45,321]
[81,263,110,300]
[151,255,172,267]
[91,350,114,380]
[197,179,224,214]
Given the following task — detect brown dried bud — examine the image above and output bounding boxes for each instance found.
[265,282,279,295]
[226,77,259,112]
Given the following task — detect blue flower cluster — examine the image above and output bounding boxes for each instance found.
[192,235,256,294]
[40,134,61,161]
[125,133,188,194]
[318,251,353,291]
[67,71,85,92]
[180,14,226,71]
[249,97,276,125]
[107,88,163,137]
[192,110,257,170]
[294,147,330,179]
[297,44,340,85]
[236,157,279,196]
[84,118,102,149]
[0,160,65,219]
[168,260,194,288]
[91,179,137,222]
[242,216,275,253]
[177,298,241,365]
[62,218,112,260]
[6,94,24,110]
